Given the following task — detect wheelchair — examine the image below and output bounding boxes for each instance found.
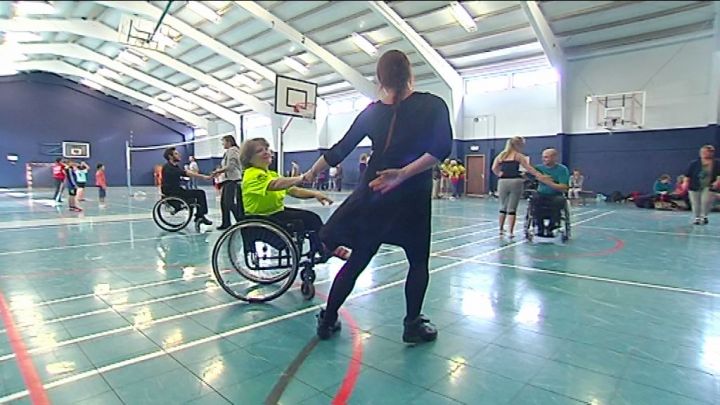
[152,195,200,232]
[211,216,322,303]
[524,190,571,243]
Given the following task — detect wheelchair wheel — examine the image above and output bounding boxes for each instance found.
[212,218,299,303]
[300,264,316,301]
[153,197,193,232]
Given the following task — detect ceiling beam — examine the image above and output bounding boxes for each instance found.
[520,1,565,69]
[95,1,276,83]
[0,18,272,117]
[234,1,377,99]
[15,43,239,125]
[12,60,208,128]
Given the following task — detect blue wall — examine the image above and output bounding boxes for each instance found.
[456,126,719,195]
[0,72,192,187]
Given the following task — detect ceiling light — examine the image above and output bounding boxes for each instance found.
[0,66,18,76]
[282,56,309,75]
[0,45,28,62]
[228,74,260,89]
[96,68,121,80]
[80,79,103,91]
[186,1,222,24]
[168,97,196,110]
[449,1,477,33]
[13,1,56,15]
[351,33,377,57]
[3,31,43,43]
[196,86,224,101]
[118,49,145,67]
[148,104,167,115]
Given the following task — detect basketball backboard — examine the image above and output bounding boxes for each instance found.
[586,91,645,131]
[274,75,318,119]
[62,142,90,159]
[118,14,179,52]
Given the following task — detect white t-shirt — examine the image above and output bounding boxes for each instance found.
[329,167,338,177]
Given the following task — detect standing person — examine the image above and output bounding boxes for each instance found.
[305,49,453,344]
[154,164,163,193]
[440,158,451,198]
[211,135,243,230]
[290,161,301,177]
[64,160,81,212]
[568,169,585,200]
[335,163,344,192]
[52,158,66,203]
[328,166,337,191]
[95,163,107,206]
[188,156,200,189]
[685,145,720,225]
[449,159,465,199]
[491,137,548,237]
[75,161,89,202]
[432,164,441,199]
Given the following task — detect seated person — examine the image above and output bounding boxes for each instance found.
[161,147,213,227]
[240,138,349,259]
[532,148,570,237]
[568,169,584,199]
[653,174,672,202]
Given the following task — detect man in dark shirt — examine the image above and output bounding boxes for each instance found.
[162,147,213,229]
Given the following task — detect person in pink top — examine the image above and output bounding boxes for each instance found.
[95,163,107,206]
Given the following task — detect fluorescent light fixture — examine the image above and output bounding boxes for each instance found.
[186,1,222,24]
[228,74,260,89]
[351,33,377,57]
[0,66,18,76]
[14,1,56,15]
[194,128,208,137]
[96,68,121,80]
[465,75,510,94]
[118,49,145,67]
[156,93,172,101]
[0,44,28,62]
[80,79,103,91]
[282,56,309,75]
[3,31,43,42]
[148,104,167,115]
[168,97,196,110]
[196,86,224,101]
[7,154,19,162]
[449,1,477,33]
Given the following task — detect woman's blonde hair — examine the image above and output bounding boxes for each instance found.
[240,137,269,168]
[498,136,525,161]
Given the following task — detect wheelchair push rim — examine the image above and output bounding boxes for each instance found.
[212,218,299,303]
[153,196,194,232]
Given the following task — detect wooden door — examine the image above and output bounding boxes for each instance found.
[465,154,486,196]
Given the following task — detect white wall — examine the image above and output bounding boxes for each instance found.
[566,37,713,133]
[461,83,559,140]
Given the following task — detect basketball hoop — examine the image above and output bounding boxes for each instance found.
[292,102,316,119]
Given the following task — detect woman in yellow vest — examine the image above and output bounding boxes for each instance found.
[240,137,349,259]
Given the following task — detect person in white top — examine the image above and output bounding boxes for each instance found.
[188,156,200,189]
[211,135,243,230]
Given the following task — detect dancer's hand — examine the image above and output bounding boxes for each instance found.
[369,168,407,194]
[302,171,316,184]
[315,193,333,205]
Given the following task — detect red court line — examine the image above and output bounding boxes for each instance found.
[0,293,50,405]
[332,307,363,405]
[531,237,625,260]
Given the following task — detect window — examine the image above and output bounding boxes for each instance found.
[512,68,558,88]
[328,98,356,115]
[465,75,510,94]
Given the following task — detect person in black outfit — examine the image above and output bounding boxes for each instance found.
[161,147,213,228]
[306,50,453,344]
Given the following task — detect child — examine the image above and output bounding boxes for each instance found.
[653,174,672,199]
[75,161,89,202]
[568,169,585,199]
[449,160,465,199]
[96,163,107,206]
[65,161,81,212]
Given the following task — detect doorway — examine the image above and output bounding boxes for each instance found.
[465,154,486,197]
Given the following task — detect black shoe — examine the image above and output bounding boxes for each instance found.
[195,216,213,226]
[402,315,437,344]
[316,309,341,340]
[703,217,709,225]
[216,225,230,231]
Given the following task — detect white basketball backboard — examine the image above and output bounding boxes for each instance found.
[274,75,318,119]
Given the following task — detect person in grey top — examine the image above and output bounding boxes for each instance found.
[212,135,243,230]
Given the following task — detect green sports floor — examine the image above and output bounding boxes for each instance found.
[0,187,718,405]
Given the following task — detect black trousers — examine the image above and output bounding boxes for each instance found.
[220,180,243,226]
[174,189,209,219]
[269,207,323,251]
[533,194,565,236]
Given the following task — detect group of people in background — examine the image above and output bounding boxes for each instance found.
[432,158,465,199]
[289,160,345,192]
[52,158,107,211]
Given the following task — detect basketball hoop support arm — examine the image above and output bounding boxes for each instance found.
[149,1,173,45]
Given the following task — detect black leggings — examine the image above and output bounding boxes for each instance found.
[324,240,430,323]
[220,180,243,226]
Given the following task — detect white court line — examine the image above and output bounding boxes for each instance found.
[0,211,609,363]
[0,213,153,231]
[577,225,720,239]
[0,229,536,403]
[445,259,720,299]
[1,228,505,333]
